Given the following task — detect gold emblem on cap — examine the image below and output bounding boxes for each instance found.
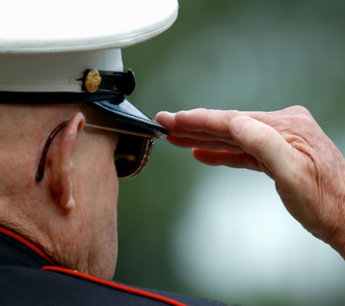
[84,69,102,93]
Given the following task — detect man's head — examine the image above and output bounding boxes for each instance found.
[0,0,178,280]
[0,103,119,279]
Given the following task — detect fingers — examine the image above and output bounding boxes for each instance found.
[189,114,297,181]
[156,106,312,138]
[157,109,299,186]
[192,148,261,171]
[156,109,238,137]
[167,134,244,152]
[228,115,297,182]
[155,111,190,135]
[157,110,242,151]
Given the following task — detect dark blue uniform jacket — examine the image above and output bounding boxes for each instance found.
[0,227,227,306]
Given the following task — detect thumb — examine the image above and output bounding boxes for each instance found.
[229,115,297,182]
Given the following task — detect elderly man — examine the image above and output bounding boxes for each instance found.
[1,0,229,305]
[2,0,345,305]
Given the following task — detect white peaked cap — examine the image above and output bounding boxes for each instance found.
[0,0,178,92]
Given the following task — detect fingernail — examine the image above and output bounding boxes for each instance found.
[155,112,175,128]
[156,111,174,118]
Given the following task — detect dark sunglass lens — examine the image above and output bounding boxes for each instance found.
[115,134,154,178]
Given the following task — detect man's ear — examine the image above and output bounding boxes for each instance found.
[48,112,85,212]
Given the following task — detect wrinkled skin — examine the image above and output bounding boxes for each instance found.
[156,106,345,258]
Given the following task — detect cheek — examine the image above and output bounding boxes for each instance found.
[101,161,119,223]
[102,164,119,272]
[76,151,119,219]
[90,160,119,260]
[90,151,118,194]
[104,160,119,203]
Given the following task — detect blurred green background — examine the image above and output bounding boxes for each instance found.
[114,1,345,305]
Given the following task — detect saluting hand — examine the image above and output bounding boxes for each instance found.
[156,106,345,258]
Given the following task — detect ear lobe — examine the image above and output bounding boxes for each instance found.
[48,112,85,212]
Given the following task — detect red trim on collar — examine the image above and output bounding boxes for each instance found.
[1,226,188,305]
[0,226,55,265]
[42,266,188,306]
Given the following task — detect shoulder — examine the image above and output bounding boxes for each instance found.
[0,265,227,306]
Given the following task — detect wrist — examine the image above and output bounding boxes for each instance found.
[323,220,345,260]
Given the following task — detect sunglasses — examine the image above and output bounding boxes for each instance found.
[35,121,155,181]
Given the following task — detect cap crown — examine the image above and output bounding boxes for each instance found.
[0,0,178,92]
[0,0,178,53]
